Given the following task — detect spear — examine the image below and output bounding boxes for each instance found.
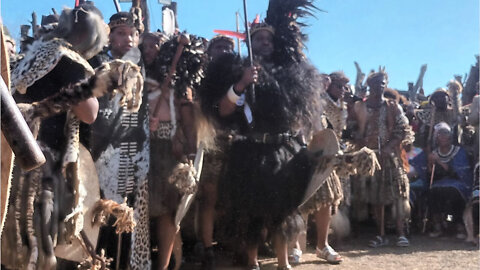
[113,0,121,12]
[422,164,436,233]
[242,0,255,105]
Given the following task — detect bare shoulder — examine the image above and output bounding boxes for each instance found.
[386,99,402,115]
[353,100,367,113]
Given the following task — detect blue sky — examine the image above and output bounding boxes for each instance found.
[2,0,478,95]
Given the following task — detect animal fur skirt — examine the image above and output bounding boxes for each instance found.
[218,138,313,245]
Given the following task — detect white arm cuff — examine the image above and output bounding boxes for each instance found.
[227,85,241,104]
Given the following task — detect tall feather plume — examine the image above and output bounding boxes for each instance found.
[264,0,320,65]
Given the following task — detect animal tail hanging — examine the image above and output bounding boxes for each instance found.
[91,199,136,234]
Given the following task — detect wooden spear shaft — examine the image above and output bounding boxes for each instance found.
[150,35,190,130]
[242,0,255,104]
[0,78,46,171]
[422,164,436,233]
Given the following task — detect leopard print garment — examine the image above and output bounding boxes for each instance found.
[301,93,346,214]
[17,59,143,129]
[1,144,58,269]
[322,92,347,139]
[129,177,151,270]
[11,38,94,95]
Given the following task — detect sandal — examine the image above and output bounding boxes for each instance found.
[316,245,343,264]
[288,248,302,265]
[368,235,389,248]
[277,265,292,270]
[396,236,410,247]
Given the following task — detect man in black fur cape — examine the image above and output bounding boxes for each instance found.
[198,1,328,269]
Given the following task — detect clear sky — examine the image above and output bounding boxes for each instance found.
[2,0,478,95]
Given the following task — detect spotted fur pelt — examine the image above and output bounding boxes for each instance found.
[17,59,143,139]
[129,179,151,270]
[334,147,381,178]
[1,143,58,269]
[5,37,144,270]
[11,38,94,95]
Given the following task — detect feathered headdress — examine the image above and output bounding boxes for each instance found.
[263,0,319,65]
[154,33,207,96]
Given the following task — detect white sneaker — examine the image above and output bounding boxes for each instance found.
[288,248,302,265]
[316,245,343,264]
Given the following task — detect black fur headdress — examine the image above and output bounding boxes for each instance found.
[153,33,207,96]
[263,0,319,65]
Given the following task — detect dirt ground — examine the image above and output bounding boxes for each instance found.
[181,232,479,270]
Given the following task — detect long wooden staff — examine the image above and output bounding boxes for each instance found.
[422,163,436,233]
[421,102,437,233]
[150,34,190,131]
[0,78,45,171]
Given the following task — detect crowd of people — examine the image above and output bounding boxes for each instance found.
[0,1,478,270]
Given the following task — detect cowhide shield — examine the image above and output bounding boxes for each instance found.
[54,144,101,262]
[300,129,340,206]
[174,143,205,228]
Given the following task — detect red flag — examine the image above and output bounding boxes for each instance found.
[213,30,246,40]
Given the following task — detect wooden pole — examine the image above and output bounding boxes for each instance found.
[150,34,190,130]
[141,0,150,33]
[422,164,436,233]
[0,78,46,171]
[115,233,122,270]
[31,12,37,37]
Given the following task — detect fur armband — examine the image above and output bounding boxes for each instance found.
[227,85,240,104]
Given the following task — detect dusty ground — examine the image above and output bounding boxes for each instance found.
[180,233,479,270]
